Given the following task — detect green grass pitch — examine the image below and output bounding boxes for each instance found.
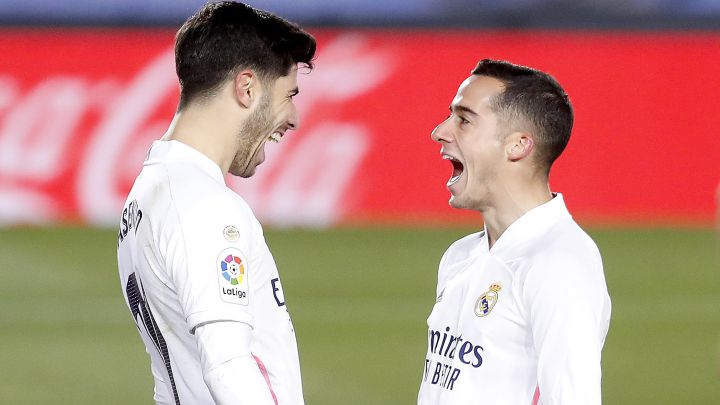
[0,226,718,404]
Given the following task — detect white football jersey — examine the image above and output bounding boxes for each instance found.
[418,195,611,405]
[117,140,303,405]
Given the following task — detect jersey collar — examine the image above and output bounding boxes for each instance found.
[145,140,226,185]
[480,193,572,261]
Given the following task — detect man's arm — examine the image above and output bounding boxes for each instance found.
[524,251,611,405]
[195,321,276,405]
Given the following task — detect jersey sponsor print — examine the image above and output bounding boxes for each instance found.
[423,326,484,391]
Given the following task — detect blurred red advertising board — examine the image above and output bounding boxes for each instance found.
[0,29,718,227]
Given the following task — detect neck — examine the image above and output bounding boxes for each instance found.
[482,177,552,248]
[161,101,241,174]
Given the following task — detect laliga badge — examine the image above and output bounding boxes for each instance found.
[217,248,249,305]
[223,225,240,242]
[475,282,502,317]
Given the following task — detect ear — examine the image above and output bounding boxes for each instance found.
[234,70,256,108]
[506,132,534,162]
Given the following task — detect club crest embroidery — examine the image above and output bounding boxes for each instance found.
[475,282,502,317]
[217,248,249,305]
[223,225,240,242]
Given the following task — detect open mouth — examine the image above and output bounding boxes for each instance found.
[442,154,464,186]
[268,131,284,143]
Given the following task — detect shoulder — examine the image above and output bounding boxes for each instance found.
[442,231,485,265]
[531,219,601,271]
[436,231,485,285]
[156,163,261,252]
[521,220,607,302]
[164,164,254,225]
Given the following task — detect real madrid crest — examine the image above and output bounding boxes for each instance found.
[475,282,502,317]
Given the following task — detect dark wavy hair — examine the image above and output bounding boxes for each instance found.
[175,1,316,110]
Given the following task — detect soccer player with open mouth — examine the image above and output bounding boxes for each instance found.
[418,59,611,405]
[116,2,315,404]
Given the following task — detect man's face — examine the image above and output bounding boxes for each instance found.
[431,75,506,211]
[229,66,300,177]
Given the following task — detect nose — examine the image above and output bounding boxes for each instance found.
[287,103,299,131]
[431,118,452,143]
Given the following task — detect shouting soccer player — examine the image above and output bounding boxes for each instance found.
[116,2,315,404]
[418,60,611,404]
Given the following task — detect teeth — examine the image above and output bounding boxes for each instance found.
[447,175,461,186]
[268,132,282,143]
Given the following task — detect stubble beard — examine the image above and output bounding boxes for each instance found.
[229,92,273,178]
[449,171,495,213]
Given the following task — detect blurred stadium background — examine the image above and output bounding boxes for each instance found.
[0,0,718,403]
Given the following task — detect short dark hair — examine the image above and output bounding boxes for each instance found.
[175,1,316,110]
[472,59,573,174]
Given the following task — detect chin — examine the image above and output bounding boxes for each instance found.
[229,163,256,178]
[236,171,254,178]
[448,195,464,209]
[239,167,256,178]
[449,194,482,212]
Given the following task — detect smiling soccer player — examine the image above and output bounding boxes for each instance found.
[116,2,315,404]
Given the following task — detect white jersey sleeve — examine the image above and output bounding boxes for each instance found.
[195,321,276,405]
[523,246,611,404]
[160,176,261,332]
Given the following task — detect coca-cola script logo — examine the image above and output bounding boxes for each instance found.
[0,33,396,227]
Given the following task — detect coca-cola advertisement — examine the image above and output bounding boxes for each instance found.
[1,29,718,227]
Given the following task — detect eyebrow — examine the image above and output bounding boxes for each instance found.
[289,87,299,97]
[450,104,478,117]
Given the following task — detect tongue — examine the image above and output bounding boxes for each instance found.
[452,160,463,177]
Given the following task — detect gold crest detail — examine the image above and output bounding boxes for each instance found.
[223,225,240,242]
[475,282,502,317]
